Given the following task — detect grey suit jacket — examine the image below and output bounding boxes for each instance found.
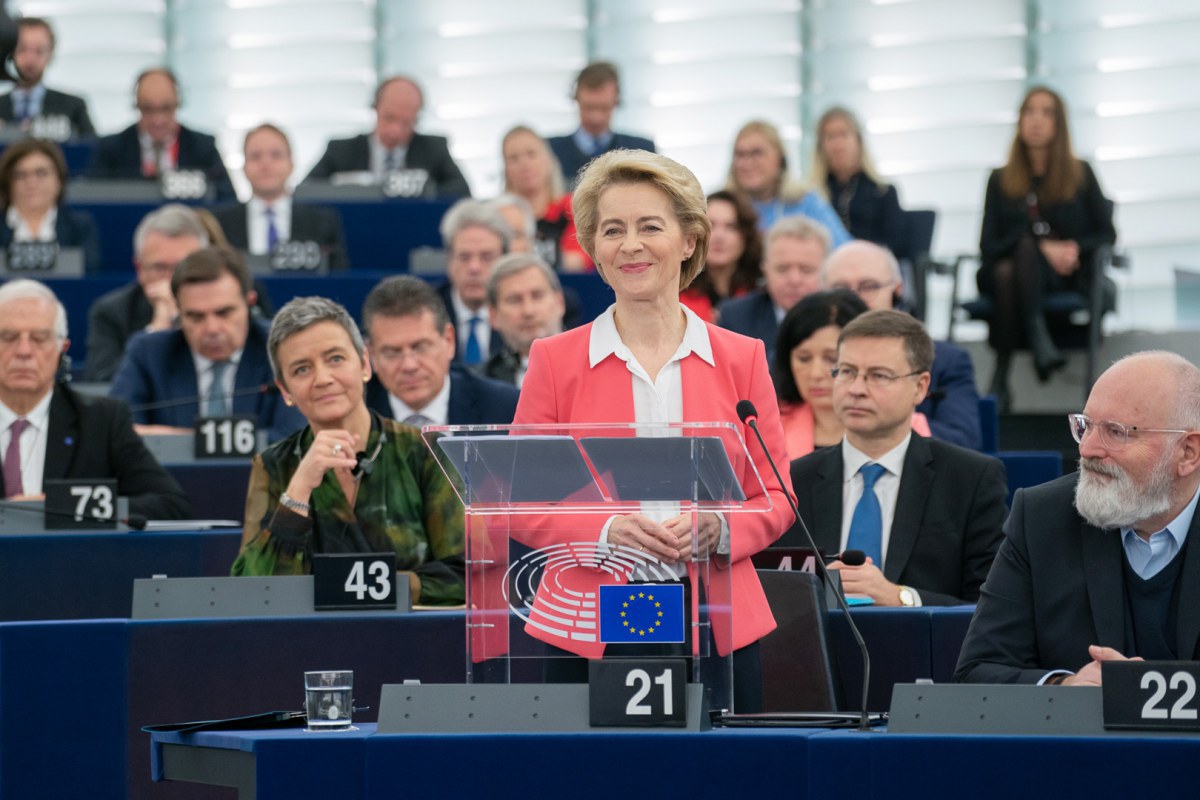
[955,473,1200,683]
[783,434,1007,606]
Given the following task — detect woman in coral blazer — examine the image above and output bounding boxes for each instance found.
[511,149,794,712]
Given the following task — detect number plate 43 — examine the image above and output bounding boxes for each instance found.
[312,553,400,611]
[1103,661,1200,731]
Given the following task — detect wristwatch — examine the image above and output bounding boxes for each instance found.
[897,586,917,607]
[279,493,311,515]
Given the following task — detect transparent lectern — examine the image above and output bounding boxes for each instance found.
[423,421,773,715]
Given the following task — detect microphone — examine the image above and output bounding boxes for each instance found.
[127,383,278,414]
[0,499,147,530]
[824,549,866,566]
[737,399,874,732]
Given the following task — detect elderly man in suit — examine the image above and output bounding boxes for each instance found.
[86,68,235,202]
[957,351,1200,685]
[718,215,831,363]
[435,199,511,366]
[214,123,347,270]
[547,62,656,187]
[109,246,303,442]
[783,310,1007,606]
[0,17,95,138]
[0,280,188,519]
[363,276,518,428]
[304,76,470,197]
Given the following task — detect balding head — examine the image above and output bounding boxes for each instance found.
[374,77,423,150]
[822,240,902,311]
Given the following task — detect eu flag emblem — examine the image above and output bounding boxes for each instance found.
[598,583,685,643]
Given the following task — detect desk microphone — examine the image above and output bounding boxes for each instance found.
[127,383,278,414]
[0,499,147,530]
[737,399,874,732]
[827,549,866,566]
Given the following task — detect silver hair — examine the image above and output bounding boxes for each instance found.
[486,253,561,307]
[267,296,365,383]
[820,239,902,285]
[438,199,511,252]
[133,203,209,258]
[763,214,832,258]
[1109,350,1200,430]
[0,278,68,340]
[489,193,537,239]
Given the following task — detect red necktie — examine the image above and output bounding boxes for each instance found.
[3,419,31,498]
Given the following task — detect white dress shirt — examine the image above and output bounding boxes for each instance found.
[247,195,292,254]
[388,375,451,426]
[838,432,913,566]
[0,391,54,496]
[6,206,57,241]
[369,134,407,178]
[450,290,491,362]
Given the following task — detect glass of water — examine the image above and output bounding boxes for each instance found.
[304,670,354,732]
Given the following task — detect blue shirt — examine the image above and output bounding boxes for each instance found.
[572,128,613,157]
[750,192,852,248]
[1122,485,1199,579]
[10,84,47,119]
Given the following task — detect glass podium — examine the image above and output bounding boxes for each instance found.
[423,421,772,714]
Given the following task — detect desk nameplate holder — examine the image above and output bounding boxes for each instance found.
[143,431,268,463]
[0,497,131,534]
[889,683,1200,737]
[377,683,709,734]
[131,574,411,619]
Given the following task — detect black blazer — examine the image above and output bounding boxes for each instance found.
[86,123,236,203]
[717,291,779,362]
[0,87,95,137]
[84,282,152,382]
[825,172,906,257]
[547,131,656,187]
[0,206,101,271]
[212,202,348,271]
[783,435,1008,605]
[956,473,1200,684]
[303,132,471,198]
[364,364,519,426]
[44,383,190,520]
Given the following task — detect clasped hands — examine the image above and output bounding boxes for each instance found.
[1060,645,1142,686]
[1038,238,1081,277]
[606,511,721,564]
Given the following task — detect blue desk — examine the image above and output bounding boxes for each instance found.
[164,459,252,522]
[0,528,241,621]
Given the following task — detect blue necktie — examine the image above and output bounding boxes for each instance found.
[206,361,232,417]
[14,92,28,123]
[463,316,483,365]
[847,463,887,567]
[265,207,279,251]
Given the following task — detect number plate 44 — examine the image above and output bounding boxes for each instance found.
[1103,661,1200,731]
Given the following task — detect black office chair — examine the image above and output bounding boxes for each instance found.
[935,203,1126,404]
[895,209,937,321]
[756,569,839,712]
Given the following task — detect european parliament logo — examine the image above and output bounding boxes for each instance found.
[598,583,686,643]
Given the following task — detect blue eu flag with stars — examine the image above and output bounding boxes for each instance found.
[598,583,685,643]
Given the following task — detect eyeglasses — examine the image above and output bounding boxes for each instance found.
[13,166,54,182]
[1067,413,1190,451]
[831,366,923,388]
[830,280,896,298]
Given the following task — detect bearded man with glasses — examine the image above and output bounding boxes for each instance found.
[782,309,1007,606]
[957,351,1200,685]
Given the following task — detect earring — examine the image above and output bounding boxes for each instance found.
[362,374,370,383]
[284,398,294,407]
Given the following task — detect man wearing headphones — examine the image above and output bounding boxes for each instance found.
[86,67,236,202]
[303,75,471,198]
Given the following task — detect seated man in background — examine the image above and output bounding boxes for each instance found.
[957,351,1200,685]
[363,276,518,427]
[718,215,831,362]
[0,280,188,520]
[84,204,208,381]
[110,246,303,441]
[482,253,565,388]
[213,123,347,270]
[0,16,95,138]
[783,310,1007,606]
[304,76,470,197]
[823,240,983,450]
[87,68,235,202]
[436,199,510,365]
[547,62,655,187]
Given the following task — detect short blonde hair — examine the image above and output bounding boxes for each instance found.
[725,119,809,204]
[572,149,710,290]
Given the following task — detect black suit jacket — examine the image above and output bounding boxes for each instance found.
[84,282,151,382]
[547,131,656,187]
[43,383,190,520]
[0,206,102,271]
[86,123,236,203]
[212,201,348,271]
[717,291,779,362]
[0,87,95,137]
[303,132,471,198]
[783,435,1007,605]
[364,364,519,426]
[956,473,1200,684]
[435,282,505,364]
